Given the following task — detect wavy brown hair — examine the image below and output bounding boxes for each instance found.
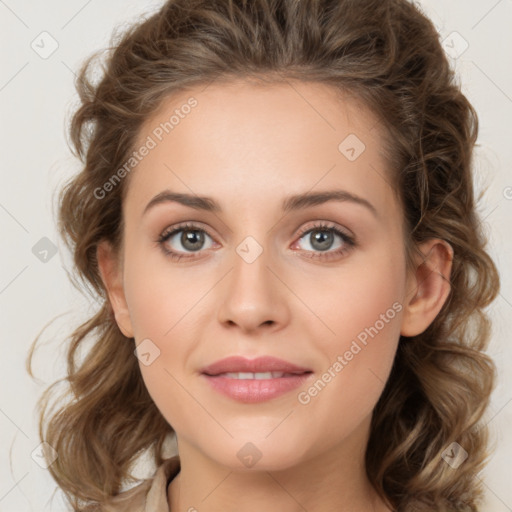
[27,0,500,510]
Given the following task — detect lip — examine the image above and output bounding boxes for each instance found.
[200,356,313,403]
[200,356,312,376]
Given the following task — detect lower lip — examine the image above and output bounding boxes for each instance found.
[201,373,313,403]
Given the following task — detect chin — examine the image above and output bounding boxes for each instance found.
[198,435,311,473]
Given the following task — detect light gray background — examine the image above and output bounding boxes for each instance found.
[1,1,511,510]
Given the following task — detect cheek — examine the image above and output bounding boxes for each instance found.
[122,246,198,339]
[301,245,406,409]
[309,244,405,346]
[295,307,402,447]
[121,248,204,425]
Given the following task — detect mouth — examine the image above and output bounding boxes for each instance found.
[200,356,314,403]
[200,355,312,376]
[205,371,312,379]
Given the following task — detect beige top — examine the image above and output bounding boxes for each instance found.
[98,455,181,512]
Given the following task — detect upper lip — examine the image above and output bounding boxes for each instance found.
[201,356,312,376]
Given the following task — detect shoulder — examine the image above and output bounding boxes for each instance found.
[87,455,181,512]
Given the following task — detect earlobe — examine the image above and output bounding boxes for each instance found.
[96,240,134,339]
[400,239,454,338]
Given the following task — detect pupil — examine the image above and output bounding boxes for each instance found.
[312,230,332,251]
[182,230,204,250]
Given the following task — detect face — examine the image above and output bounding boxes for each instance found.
[101,79,423,471]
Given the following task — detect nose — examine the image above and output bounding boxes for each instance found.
[216,241,290,334]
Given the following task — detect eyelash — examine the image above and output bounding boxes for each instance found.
[156,221,356,262]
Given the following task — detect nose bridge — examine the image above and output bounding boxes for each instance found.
[225,203,276,275]
[230,231,275,301]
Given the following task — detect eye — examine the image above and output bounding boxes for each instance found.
[156,221,356,262]
[293,222,356,260]
[157,222,216,261]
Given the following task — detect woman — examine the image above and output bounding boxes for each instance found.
[27,0,500,510]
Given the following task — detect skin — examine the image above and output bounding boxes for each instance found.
[97,79,453,512]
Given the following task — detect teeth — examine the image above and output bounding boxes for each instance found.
[222,371,286,379]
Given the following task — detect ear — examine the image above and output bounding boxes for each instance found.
[96,240,134,339]
[400,238,454,337]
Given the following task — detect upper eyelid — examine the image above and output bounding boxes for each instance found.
[296,222,353,237]
[160,221,214,239]
[159,221,354,244]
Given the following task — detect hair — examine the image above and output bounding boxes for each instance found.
[26,0,500,510]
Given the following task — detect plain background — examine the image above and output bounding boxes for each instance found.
[1,0,511,510]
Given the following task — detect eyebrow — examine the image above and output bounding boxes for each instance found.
[142,189,378,218]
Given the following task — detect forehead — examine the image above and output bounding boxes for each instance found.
[125,78,396,220]
[135,78,383,152]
